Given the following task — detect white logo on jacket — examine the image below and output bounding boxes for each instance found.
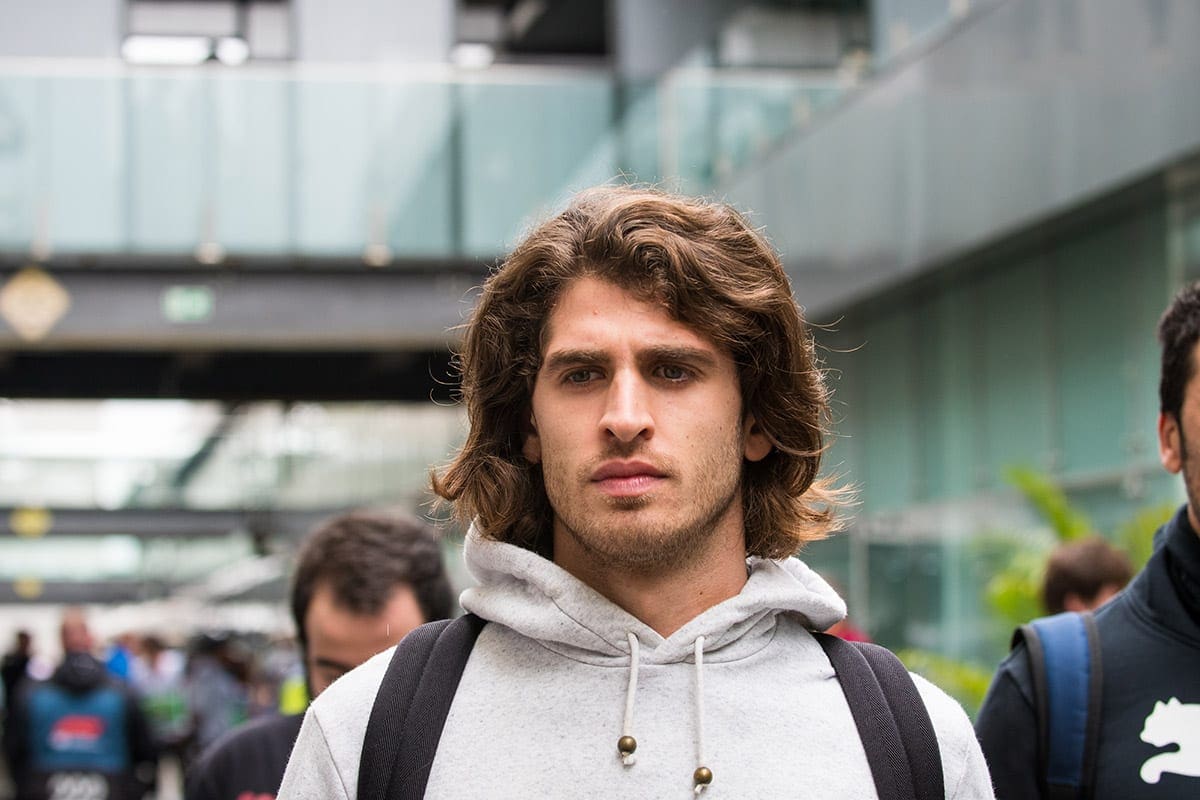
[1139,697,1200,784]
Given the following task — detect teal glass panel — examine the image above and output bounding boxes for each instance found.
[294,79,373,255]
[128,74,207,251]
[212,76,289,253]
[916,285,980,500]
[978,255,1053,484]
[47,76,124,252]
[817,328,863,499]
[865,540,942,651]
[373,81,454,257]
[459,77,616,257]
[859,311,918,512]
[615,81,660,184]
[0,65,844,260]
[1055,210,1160,474]
[0,76,37,250]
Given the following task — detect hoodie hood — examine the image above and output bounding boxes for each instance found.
[459,525,846,666]
[52,651,108,694]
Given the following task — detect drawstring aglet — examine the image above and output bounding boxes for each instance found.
[617,735,637,766]
[693,766,713,794]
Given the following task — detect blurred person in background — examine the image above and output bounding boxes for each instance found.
[183,632,250,767]
[1,629,35,792]
[2,608,157,800]
[1,631,34,716]
[184,510,453,800]
[131,635,190,760]
[104,633,140,684]
[977,282,1200,798]
[1040,537,1134,615]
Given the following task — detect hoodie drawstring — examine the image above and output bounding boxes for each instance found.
[692,636,712,794]
[616,632,714,796]
[618,631,641,765]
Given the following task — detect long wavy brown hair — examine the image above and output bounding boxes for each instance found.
[432,185,845,559]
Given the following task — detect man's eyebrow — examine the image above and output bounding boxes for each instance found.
[542,345,719,372]
[312,656,356,674]
[638,345,719,367]
[543,349,609,371]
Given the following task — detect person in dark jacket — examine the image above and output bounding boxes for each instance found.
[1,630,34,712]
[2,609,157,800]
[184,510,453,800]
[976,281,1200,798]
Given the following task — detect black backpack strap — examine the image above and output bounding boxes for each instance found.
[357,613,486,800]
[1013,611,1101,800]
[814,633,944,800]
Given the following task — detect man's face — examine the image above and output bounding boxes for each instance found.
[523,277,771,573]
[1158,342,1200,532]
[303,582,425,697]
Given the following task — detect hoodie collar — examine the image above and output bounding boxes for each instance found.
[459,525,846,666]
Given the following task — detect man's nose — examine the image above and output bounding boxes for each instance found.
[600,373,653,443]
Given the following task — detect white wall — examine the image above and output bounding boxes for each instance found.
[0,0,123,57]
[293,0,454,62]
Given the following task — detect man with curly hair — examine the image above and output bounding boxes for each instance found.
[279,186,992,799]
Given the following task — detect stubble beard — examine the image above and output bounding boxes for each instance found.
[1179,425,1200,518]
[546,439,746,574]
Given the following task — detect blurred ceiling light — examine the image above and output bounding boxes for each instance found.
[452,42,496,69]
[121,34,213,66]
[215,36,251,66]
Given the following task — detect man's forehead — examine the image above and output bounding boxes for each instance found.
[540,278,718,354]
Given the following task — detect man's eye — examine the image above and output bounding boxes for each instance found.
[658,364,689,381]
[565,369,595,384]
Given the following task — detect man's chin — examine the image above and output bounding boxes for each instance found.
[604,494,655,511]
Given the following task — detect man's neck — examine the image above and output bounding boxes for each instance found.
[553,527,750,639]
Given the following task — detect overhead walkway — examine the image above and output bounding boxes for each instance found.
[724,0,1200,316]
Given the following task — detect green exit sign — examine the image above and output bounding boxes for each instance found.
[162,285,214,323]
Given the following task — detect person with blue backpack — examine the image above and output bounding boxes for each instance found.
[976,281,1200,799]
[277,185,993,800]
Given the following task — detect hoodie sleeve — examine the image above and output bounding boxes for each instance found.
[277,709,352,800]
[974,647,1041,800]
[910,673,996,800]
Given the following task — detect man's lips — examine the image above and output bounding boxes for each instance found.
[591,461,666,481]
[591,461,667,497]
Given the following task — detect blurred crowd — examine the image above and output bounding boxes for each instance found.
[0,616,305,800]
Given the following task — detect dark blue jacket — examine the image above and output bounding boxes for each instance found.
[976,505,1200,798]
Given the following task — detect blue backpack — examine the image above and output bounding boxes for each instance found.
[1013,611,1102,800]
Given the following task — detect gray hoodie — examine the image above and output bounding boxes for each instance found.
[278,529,994,799]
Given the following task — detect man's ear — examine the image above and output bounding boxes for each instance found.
[742,414,773,462]
[522,412,542,464]
[1158,412,1183,475]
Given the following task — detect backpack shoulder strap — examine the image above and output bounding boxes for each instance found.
[1015,611,1101,800]
[814,633,944,800]
[357,613,486,800]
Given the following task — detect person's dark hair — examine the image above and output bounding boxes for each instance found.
[1041,537,1134,615]
[290,511,454,650]
[1157,281,1200,421]
[432,184,846,559]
